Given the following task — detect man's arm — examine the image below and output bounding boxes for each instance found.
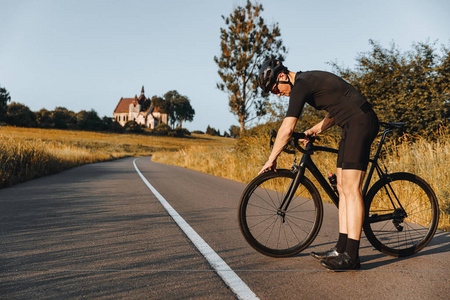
[300,113,335,146]
[258,117,298,175]
[305,113,335,135]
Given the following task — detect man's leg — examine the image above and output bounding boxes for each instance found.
[320,169,365,270]
[335,168,347,253]
[341,169,365,241]
[311,168,347,260]
[340,169,365,262]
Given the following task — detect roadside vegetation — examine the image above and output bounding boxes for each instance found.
[153,123,450,232]
[0,126,233,189]
[2,124,449,232]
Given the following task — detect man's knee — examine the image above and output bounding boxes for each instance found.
[340,184,362,200]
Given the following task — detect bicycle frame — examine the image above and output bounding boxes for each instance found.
[278,127,394,213]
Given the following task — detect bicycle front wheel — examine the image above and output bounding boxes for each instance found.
[238,170,323,257]
[363,172,439,257]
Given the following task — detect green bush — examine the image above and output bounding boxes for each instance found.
[154,123,171,136]
[170,127,191,137]
[124,121,143,133]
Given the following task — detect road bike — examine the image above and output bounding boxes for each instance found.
[238,122,439,258]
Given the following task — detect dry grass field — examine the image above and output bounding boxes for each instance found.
[153,128,450,232]
[1,125,448,231]
[0,126,233,188]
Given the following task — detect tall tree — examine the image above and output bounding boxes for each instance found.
[331,40,450,136]
[162,90,195,129]
[214,0,287,132]
[163,91,180,129]
[173,96,195,128]
[0,85,11,123]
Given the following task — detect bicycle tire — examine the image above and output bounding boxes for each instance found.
[238,170,323,257]
[363,172,439,257]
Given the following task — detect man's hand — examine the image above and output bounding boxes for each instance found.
[299,129,317,147]
[258,160,277,175]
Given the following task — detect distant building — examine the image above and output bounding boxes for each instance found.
[113,86,167,129]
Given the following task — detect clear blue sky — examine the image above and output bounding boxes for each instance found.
[1,0,449,133]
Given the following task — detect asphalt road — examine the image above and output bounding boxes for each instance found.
[1,157,449,299]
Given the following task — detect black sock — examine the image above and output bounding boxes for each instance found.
[335,233,348,253]
[345,238,360,261]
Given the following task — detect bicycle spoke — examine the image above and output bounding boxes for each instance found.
[253,189,279,209]
[286,197,315,212]
[364,174,438,257]
[285,218,303,243]
[262,186,281,209]
[286,215,313,236]
[246,202,278,213]
[284,214,315,224]
[238,170,323,257]
[254,216,278,241]
[248,214,278,232]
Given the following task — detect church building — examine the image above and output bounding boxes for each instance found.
[113,86,167,129]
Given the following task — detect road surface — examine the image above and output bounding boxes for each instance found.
[1,157,449,299]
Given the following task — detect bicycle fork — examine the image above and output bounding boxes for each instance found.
[277,157,307,223]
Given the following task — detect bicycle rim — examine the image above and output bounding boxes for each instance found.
[238,170,323,257]
[364,172,439,257]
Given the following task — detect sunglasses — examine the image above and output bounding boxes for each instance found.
[271,78,281,94]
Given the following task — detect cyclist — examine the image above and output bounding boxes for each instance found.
[257,59,379,270]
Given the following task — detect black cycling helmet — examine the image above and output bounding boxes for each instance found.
[257,59,288,93]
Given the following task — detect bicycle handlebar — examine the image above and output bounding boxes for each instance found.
[270,130,338,155]
[270,122,406,156]
[269,130,312,154]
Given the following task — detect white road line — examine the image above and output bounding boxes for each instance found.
[133,158,258,300]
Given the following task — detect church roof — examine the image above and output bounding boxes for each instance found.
[113,97,137,113]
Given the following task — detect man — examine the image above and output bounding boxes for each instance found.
[257,59,379,270]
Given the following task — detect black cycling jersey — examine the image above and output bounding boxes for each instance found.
[285,71,369,126]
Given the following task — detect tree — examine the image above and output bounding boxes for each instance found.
[173,96,195,128]
[76,109,102,131]
[6,102,37,127]
[331,40,450,136]
[0,85,11,123]
[214,0,287,132]
[162,91,178,129]
[101,116,113,131]
[206,125,220,136]
[229,125,240,138]
[52,107,76,129]
[35,109,53,128]
[161,90,195,129]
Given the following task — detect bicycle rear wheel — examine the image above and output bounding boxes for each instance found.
[238,170,323,257]
[363,172,439,257]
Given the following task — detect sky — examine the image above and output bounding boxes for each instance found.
[1,0,449,133]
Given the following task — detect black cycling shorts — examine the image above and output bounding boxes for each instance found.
[336,109,379,171]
